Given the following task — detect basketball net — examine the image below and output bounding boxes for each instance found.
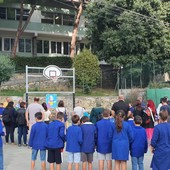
[51,76,58,83]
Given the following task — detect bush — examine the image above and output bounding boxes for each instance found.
[73,49,101,93]
[11,56,73,71]
[0,55,15,86]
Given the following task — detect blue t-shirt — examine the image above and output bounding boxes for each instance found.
[0,107,4,115]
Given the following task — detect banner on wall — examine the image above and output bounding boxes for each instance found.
[46,94,57,109]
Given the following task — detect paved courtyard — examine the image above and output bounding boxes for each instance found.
[3,140,153,170]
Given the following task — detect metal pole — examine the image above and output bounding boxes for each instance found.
[26,65,29,107]
[73,68,75,109]
[73,93,75,110]
[26,93,28,108]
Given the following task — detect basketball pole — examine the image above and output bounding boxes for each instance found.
[26,65,29,107]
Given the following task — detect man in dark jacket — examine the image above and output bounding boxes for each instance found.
[111,95,130,120]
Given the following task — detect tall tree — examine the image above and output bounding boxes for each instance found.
[70,0,84,58]
[85,0,170,64]
[11,0,37,57]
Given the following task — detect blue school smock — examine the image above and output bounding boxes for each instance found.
[127,119,135,128]
[46,120,65,149]
[96,119,113,154]
[130,126,148,157]
[29,121,47,150]
[80,122,97,153]
[0,120,4,147]
[109,121,134,160]
[150,123,170,170]
[66,124,83,152]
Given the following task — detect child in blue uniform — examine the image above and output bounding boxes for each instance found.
[96,109,113,170]
[29,112,47,170]
[109,110,134,170]
[80,116,97,170]
[46,112,65,170]
[66,115,82,170]
[0,118,5,170]
[150,110,170,170]
[130,116,148,170]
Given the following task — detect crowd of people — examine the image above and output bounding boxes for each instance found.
[0,95,170,170]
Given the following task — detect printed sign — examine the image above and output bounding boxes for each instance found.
[46,94,57,109]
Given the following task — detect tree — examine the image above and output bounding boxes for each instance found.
[73,49,101,93]
[11,0,37,57]
[0,55,15,87]
[85,0,170,87]
[70,0,83,58]
[85,0,170,64]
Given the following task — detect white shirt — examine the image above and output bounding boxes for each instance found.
[73,106,85,118]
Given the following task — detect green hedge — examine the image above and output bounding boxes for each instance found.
[11,56,73,71]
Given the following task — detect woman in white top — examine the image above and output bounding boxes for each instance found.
[56,100,67,122]
[42,102,51,124]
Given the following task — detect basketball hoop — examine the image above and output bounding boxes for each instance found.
[43,65,62,82]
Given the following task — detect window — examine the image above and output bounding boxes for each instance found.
[51,41,56,53]
[63,14,74,26]
[41,12,53,24]
[19,39,24,52]
[26,39,31,53]
[57,42,61,54]
[19,39,31,53]
[37,40,42,53]
[7,8,15,20]
[63,42,70,55]
[0,38,2,51]
[44,41,49,54]
[51,41,62,54]
[16,9,29,21]
[0,7,6,19]
[4,38,14,51]
[55,13,62,25]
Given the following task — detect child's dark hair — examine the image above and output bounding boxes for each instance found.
[134,115,142,125]
[72,115,80,124]
[80,116,89,123]
[42,102,48,111]
[34,97,40,102]
[58,100,64,107]
[115,110,125,132]
[57,112,64,120]
[159,110,168,121]
[102,109,111,118]
[20,101,26,108]
[35,112,42,120]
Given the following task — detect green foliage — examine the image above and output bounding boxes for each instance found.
[11,56,73,71]
[85,0,170,65]
[0,55,15,85]
[73,49,101,93]
[148,81,170,88]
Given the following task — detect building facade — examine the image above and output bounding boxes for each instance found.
[0,2,87,57]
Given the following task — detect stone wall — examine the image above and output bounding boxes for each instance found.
[0,96,117,113]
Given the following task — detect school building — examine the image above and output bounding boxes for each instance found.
[0,1,87,57]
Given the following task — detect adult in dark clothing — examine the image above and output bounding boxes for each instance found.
[16,101,28,146]
[2,101,17,144]
[111,95,130,120]
[133,100,146,128]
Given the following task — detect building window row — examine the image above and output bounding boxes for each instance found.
[0,37,86,55]
[0,7,75,26]
[0,7,29,21]
[37,40,70,55]
[41,12,75,26]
